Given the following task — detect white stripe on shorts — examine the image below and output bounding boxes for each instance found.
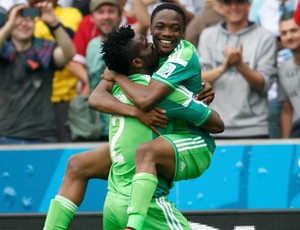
[155,196,184,230]
[173,137,207,152]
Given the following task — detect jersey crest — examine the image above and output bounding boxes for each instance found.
[156,62,176,79]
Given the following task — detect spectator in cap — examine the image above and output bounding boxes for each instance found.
[67,0,149,140]
[68,0,138,98]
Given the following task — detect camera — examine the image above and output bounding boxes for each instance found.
[20,8,41,18]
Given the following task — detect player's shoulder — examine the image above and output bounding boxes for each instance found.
[168,40,196,64]
[129,73,151,84]
[176,40,196,52]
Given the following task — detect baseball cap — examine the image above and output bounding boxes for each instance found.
[89,0,120,12]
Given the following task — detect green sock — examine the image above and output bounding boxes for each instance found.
[126,173,158,230]
[43,195,78,230]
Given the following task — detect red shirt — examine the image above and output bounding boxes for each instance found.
[295,2,300,26]
[72,15,99,65]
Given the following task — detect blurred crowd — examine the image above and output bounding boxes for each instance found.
[0,0,299,144]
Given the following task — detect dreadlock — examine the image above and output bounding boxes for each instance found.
[102,25,138,76]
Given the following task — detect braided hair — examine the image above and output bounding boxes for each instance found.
[102,25,139,76]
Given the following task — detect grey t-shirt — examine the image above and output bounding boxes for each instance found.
[278,58,300,123]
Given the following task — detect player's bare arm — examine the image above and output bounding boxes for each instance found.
[102,68,174,111]
[89,79,168,135]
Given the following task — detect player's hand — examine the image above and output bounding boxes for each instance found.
[136,107,168,136]
[195,81,215,105]
[102,68,116,82]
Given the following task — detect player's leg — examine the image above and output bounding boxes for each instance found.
[162,134,212,182]
[126,137,175,230]
[103,191,128,230]
[58,144,111,204]
[104,192,191,230]
[126,134,213,230]
[43,143,111,230]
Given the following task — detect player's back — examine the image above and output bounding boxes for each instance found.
[108,74,174,197]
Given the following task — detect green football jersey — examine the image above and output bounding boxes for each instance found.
[152,39,215,153]
[108,73,212,197]
[152,40,202,94]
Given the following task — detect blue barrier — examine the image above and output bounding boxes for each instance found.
[0,140,300,213]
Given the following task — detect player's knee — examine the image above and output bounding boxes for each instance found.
[65,154,85,180]
[135,143,155,163]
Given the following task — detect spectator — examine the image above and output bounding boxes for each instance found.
[68,0,136,96]
[87,0,148,92]
[250,0,298,38]
[249,0,298,138]
[198,0,277,139]
[185,0,224,48]
[69,0,149,141]
[33,0,82,142]
[278,11,300,138]
[0,2,75,144]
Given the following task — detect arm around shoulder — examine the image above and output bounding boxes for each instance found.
[113,74,173,111]
[88,79,139,117]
